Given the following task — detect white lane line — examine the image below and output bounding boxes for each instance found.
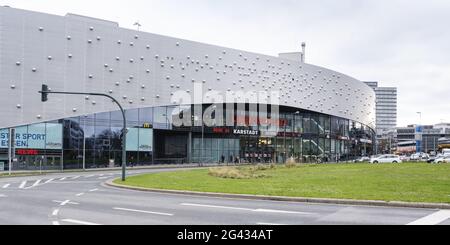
[255,209,313,215]
[71,176,80,180]
[98,177,109,180]
[18,181,27,189]
[257,222,288,226]
[24,179,43,189]
[180,203,314,215]
[52,221,60,225]
[0,194,7,197]
[85,175,95,178]
[61,219,101,225]
[113,207,174,216]
[2,184,10,189]
[53,200,79,206]
[408,210,450,225]
[76,193,85,197]
[98,174,104,177]
[32,179,42,187]
[45,179,54,184]
[59,177,67,181]
[181,203,253,211]
[52,209,60,216]
[89,189,99,192]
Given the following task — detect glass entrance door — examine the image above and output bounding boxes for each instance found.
[240,136,275,163]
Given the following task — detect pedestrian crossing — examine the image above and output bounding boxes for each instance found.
[0,173,120,190]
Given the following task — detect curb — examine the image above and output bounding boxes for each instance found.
[106,179,450,210]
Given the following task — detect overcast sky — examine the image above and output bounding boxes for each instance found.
[3,0,450,127]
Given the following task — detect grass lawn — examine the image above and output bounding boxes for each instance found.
[115,163,450,204]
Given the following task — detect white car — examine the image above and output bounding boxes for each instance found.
[370,155,403,164]
[410,153,429,161]
[433,156,450,164]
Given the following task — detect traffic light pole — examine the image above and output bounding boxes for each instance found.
[39,88,127,181]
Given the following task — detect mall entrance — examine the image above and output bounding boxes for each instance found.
[240,136,276,163]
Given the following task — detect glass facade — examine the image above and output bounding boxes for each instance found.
[0,104,375,171]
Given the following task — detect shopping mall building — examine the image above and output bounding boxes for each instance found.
[0,7,376,171]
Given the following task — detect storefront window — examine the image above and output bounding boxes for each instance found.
[303,115,311,134]
[294,114,302,133]
[154,107,169,129]
[285,114,293,133]
[139,107,153,126]
[126,109,139,127]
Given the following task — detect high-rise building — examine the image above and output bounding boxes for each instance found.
[365,82,398,136]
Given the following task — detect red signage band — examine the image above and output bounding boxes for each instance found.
[16,149,39,155]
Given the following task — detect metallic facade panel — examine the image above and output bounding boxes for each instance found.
[0,7,376,129]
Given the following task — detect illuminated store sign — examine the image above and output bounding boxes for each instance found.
[233,129,260,136]
[16,149,39,155]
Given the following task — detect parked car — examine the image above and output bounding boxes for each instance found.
[433,156,450,164]
[370,154,402,164]
[400,155,410,162]
[410,153,429,161]
[427,154,441,163]
[354,157,370,163]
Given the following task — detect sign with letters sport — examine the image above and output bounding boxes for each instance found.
[0,123,63,150]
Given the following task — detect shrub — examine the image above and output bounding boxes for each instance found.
[208,167,268,179]
[209,167,247,179]
[285,157,298,168]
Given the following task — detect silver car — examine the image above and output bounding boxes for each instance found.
[370,154,402,164]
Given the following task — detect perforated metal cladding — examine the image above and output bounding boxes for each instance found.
[0,7,375,129]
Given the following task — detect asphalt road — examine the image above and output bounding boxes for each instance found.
[0,168,449,225]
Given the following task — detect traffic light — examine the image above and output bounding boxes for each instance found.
[40,84,49,102]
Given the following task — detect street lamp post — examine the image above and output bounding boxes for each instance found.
[39,85,127,181]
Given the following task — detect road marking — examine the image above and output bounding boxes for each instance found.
[18,181,27,189]
[76,193,85,197]
[98,174,104,177]
[181,203,253,211]
[257,222,287,226]
[2,184,10,189]
[408,210,450,225]
[32,179,42,187]
[61,219,101,225]
[71,176,80,180]
[0,194,7,197]
[254,209,313,215]
[52,221,60,225]
[113,207,174,216]
[24,179,43,189]
[98,177,109,180]
[45,179,54,184]
[59,177,67,181]
[85,175,95,178]
[52,209,60,216]
[53,200,79,206]
[89,189,99,192]
[180,203,313,215]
